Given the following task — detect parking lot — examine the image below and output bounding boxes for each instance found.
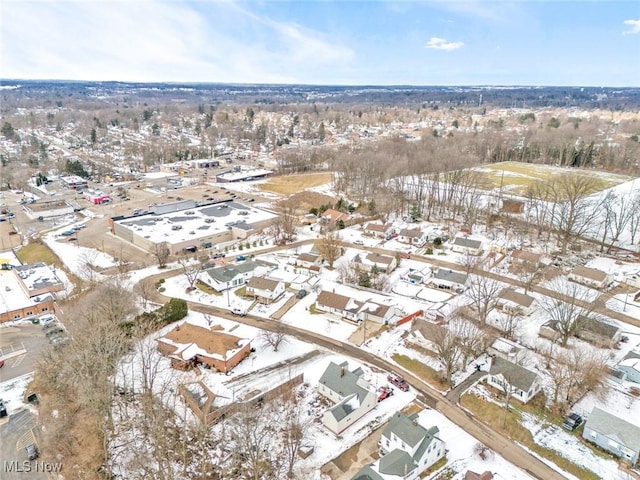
[0,409,49,480]
[0,323,50,384]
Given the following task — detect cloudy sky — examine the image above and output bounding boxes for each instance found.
[2,0,639,86]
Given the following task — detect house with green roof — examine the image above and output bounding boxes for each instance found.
[318,361,377,434]
[351,411,445,480]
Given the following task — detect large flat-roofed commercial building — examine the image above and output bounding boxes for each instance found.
[108,200,278,255]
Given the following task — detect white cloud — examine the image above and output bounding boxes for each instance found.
[425,37,464,51]
[0,0,354,83]
[623,19,640,35]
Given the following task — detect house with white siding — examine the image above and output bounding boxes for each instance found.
[583,407,640,465]
[486,357,542,404]
[451,236,483,256]
[351,411,446,480]
[318,361,377,434]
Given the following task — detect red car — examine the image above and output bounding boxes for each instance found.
[387,373,410,391]
[0,359,5,368]
[377,386,394,402]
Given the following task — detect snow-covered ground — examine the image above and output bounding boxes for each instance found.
[0,373,33,416]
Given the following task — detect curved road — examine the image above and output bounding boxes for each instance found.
[144,266,567,480]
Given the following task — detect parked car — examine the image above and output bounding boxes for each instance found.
[25,444,39,460]
[377,386,394,402]
[0,359,4,368]
[236,255,246,262]
[212,252,226,259]
[353,239,364,245]
[60,230,76,236]
[0,399,7,418]
[562,413,583,431]
[296,289,308,299]
[40,315,56,327]
[231,306,247,316]
[46,327,65,337]
[387,373,410,391]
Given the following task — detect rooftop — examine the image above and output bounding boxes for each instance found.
[490,357,539,392]
[158,322,249,361]
[0,270,54,315]
[113,200,278,246]
[586,407,640,452]
[571,265,609,282]
[13,263,64,293]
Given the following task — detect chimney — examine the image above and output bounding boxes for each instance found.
[340,367,345,377]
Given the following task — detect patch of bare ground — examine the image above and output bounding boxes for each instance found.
[279,190,336,213]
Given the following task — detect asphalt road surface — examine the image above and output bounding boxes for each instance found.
[0,409,49,480]
[0,323,49,384]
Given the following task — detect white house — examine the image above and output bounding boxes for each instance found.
[428,268,468,292]
[352,411,445,480]
[616,351,640,384]
[497,288,535,316]
[568,266,613,290]
[354,252,397,274]
[364,222,394,239]
[315,290,398,324]
[318,361,377,434]
[245,276,285,304]
[486,357,542,404]
[293,252,322,269]
[398,228,427,247]
[201,261,264,292]
[451,236,483,256]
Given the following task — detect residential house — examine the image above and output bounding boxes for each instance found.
[294,252,322,269]
[616,351,640,384]
[451,236,483,256]
[428,268,468,292]
[318,361,377,434]
[398,228,427,247]
[156,322,251,373]
[354,252,397,274]
[583,407,640,465]
[316,290,362,322]
[316,290,398,324]
[488,337,524,362]
[538,320,562,343]
[497,288,535,316]
[568,266,613,290]
[245,276,285,304]
[411,319,447,353]
[465,472,494,480]
[575,315,622,348]
[364,222,394,239]
[624,272,640,289]
[486,357,542,404]
[511,250,544,269]
[352,411,445,480]
[201,261,262,292]
[321,209,350,224]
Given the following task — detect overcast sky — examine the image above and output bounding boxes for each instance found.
[2,0,639,86]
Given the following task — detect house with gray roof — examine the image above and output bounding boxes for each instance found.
[351,411,445,480]
[575,315,621,348]
[486,357,542,404]
[398,228,428,247]
[200,261,264,292]
[615,351,640,384]
[428,268,468,292]
[318,361,377,434]
[354,252,397,274]
[451,236,483,255]
[583,407,640,464]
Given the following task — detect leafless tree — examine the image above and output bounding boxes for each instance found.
[154,241,171,268]
[227,402,280,480]
[538,277,601,347]
[318,231,342,268]
[178,254,202,291]
[598,191,633,253]
[134,277,157,311]
[336,258,358,284]
[260,325,288,352]
[464,275,503,324]
[277,389,312,478]
[628,192,640,245]
[495,308,524,341]
[272,203,297,245]
[548,347,609,410]
[548,174,602,254]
